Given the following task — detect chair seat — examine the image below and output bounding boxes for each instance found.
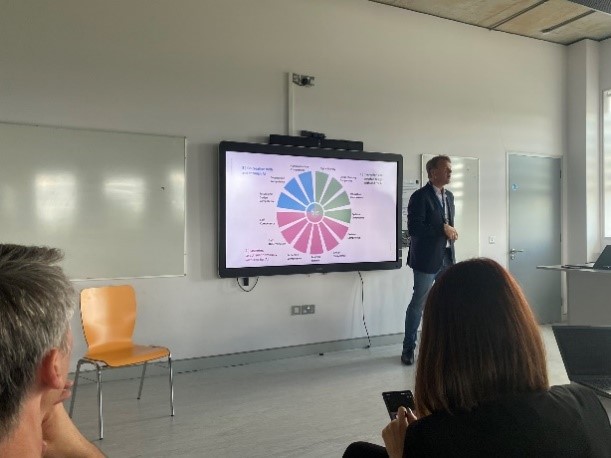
[84,344,170,367]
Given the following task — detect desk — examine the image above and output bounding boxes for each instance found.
[538,266,611,325]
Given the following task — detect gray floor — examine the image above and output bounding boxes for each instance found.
[68,326,578,457]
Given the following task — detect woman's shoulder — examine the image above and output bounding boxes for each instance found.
[546,383,610,421]
[474,384,606,417]
[549,382,602,400]
[404,386,611,456]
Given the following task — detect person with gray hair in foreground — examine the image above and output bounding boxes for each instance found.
[0,244,103,457]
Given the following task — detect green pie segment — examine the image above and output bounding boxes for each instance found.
[276,171,351,254]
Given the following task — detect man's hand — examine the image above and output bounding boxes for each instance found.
[443,223,458,241]
[42,403,104,457]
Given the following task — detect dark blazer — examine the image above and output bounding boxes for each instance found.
[404,384,611,457]
[407,182,456,274]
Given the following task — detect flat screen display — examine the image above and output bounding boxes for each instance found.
[218,141,402,277]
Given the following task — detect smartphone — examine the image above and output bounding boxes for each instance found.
[382,390,415,419]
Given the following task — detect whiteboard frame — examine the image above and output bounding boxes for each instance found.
[0,121,187,280]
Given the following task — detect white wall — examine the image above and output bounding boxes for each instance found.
[0,0,566,368]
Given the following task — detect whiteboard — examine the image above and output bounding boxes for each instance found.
[0,122,186,279]
[421,154,479,261]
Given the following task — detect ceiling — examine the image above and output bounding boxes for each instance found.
[370,0,611,45]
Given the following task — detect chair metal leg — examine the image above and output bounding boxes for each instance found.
[168,353,175,416]
[136,354,174,417]
[95,363,104,440]
[70,353,173,440]
[69,359,84,417]
[137,361,148,400]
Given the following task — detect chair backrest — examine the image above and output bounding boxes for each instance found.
[80,285,137,352]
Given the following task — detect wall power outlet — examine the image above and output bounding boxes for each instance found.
[301,304,315,314]
[290,304,316,315]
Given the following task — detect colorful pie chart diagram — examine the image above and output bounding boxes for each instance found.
[276,171,351,254]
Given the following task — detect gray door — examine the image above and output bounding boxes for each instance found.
[508,154,561,323]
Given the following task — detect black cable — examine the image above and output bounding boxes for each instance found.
[358,271,371,348]
[236,277,259,292]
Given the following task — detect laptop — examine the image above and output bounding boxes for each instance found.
[593,245,611,270]
[552,325,611,398]
[561,245,611,270]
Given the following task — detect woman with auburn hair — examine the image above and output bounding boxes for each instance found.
[344,258,611,457]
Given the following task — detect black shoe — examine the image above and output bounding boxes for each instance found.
[401,351,414,366]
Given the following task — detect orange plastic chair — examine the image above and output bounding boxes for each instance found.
[68,285,174,439]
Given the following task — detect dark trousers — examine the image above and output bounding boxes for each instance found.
[343,441,388,458]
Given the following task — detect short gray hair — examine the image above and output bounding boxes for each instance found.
[426,155,451,178]
[0,244,76,441]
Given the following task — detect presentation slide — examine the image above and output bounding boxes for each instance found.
[225,150,398,268]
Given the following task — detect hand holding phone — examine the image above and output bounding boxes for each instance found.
[382,390,415,420]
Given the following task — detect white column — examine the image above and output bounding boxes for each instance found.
[566,39,601,263]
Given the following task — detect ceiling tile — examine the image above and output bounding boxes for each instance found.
[370,0,611,45]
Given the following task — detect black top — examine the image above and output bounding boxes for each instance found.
[405,384,611,457]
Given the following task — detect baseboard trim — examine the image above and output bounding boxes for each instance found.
[70,333,403,382]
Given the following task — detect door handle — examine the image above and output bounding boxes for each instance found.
[509,248,524,260]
